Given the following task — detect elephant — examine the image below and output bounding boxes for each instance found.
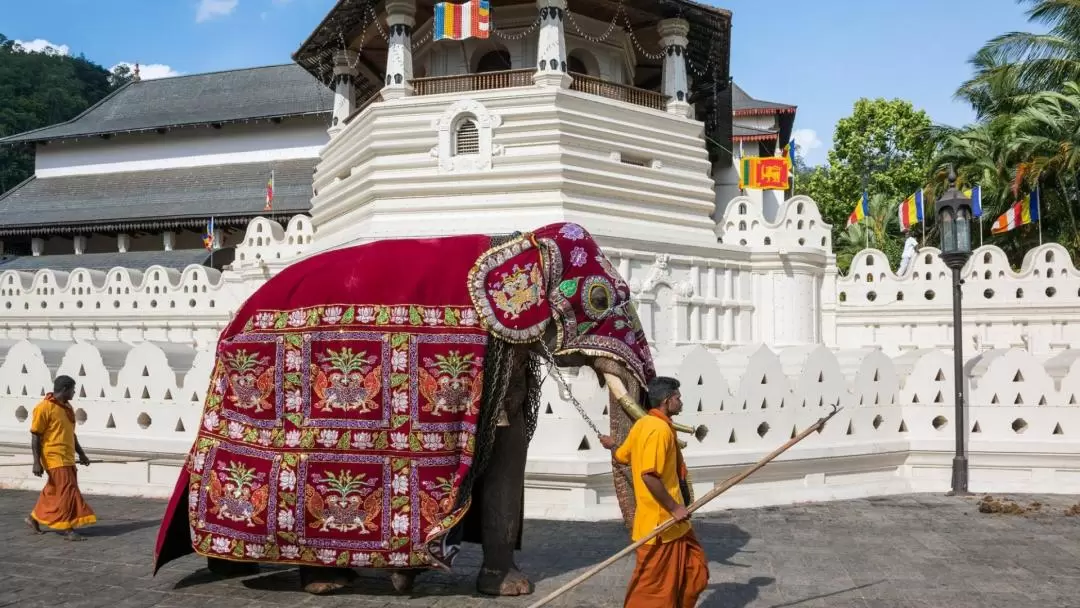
[151,222,706,597]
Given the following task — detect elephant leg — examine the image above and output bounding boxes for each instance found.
[298,566,356,595]
[206,557,259,577]
[389,568,425,593]
[476,385,533,597]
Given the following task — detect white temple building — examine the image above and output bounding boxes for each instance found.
[2,0,1080,519]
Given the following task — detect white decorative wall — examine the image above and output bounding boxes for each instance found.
[3,196,1080,517]
[835,243,1080,356]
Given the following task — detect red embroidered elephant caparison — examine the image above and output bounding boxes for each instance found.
[152,222,654,574]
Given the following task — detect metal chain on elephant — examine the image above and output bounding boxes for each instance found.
[538,340,604,437]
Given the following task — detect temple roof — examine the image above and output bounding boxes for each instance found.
[733,124,779,142]
[0,64,333,145]
[293,0,731,133]
[0,249,217,272]
[732,83,796,116]
[0,159,315,237]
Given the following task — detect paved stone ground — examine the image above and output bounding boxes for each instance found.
[1,490,1080,607]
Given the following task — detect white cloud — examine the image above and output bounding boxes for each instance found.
[110,62,182,80]
[196,0,239,23]
[13,38,70,56]
[791,128,823,155]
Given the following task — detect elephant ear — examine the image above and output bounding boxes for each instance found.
[468,234,550,343]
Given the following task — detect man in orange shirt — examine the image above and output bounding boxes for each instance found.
[25,375,96,540]
[600,376,708,607]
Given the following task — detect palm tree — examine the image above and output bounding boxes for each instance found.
[977,0,1080,93]
[1010,81,1080,245]
[835,193,905,272]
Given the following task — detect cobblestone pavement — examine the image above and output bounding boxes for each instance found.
[2,490,1080,607]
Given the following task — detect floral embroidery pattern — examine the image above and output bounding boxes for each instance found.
[188,314,488,571]
[244,304,479,333]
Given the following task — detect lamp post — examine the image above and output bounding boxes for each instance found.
[936,167,974,496]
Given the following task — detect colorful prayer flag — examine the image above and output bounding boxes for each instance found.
[738,156,789,190]
[847,192,869,227]
[433,0,490,41]
[991,188,1040,235]
[897,190,924,231]
[264,170,274,212]
[203,218,215,251]
[963,185,983,218]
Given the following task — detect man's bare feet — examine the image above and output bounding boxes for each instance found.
[24,516,42,535]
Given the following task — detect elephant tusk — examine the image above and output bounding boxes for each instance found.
[602,373,709,446]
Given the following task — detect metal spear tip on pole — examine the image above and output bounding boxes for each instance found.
[816,403,842,434]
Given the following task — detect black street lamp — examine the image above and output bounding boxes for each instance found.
[936,167,974,495]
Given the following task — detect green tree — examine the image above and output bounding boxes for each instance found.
[794,98,935,251]
[977,0,1080,93]
[0,34,122,193]
[833,193,905,272]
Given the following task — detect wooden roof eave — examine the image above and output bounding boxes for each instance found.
[0,214,298,238]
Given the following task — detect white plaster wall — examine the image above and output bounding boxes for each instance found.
[834,243,1080,356]
[4,337,1080,518]
[35,117,329,177]
[311,85,718,253]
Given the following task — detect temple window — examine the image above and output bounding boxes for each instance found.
[453,116,480,156]
[475,50,512,73]
[567,54,588,75]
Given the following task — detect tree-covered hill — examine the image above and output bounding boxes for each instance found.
[0,35,130,194]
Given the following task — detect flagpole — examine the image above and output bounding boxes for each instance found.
[1037,186,1043,246]
[209,216,214,269]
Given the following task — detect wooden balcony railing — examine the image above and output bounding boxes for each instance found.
[343,91,383,125]
[411,69,534,96]
[407,69,670,112]
[569,72,668,111]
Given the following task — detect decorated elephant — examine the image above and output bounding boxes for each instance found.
[152,222,705,596]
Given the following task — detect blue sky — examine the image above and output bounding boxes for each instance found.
[4,0,1041,164]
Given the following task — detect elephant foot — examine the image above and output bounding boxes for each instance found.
[476,566,534,596]
[206,557,260,578]
[299,566,356,595]
[389,568,424,593]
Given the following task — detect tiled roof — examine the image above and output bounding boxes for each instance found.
[0,158,315,235]
[0,64,333,144]
[733,125,779,141]
[732,83,795,116]
[0,249,214,272]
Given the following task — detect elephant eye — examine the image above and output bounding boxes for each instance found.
[583,276,614,320]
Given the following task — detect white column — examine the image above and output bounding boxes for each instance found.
[382,0,415,100]
[163,231,176,252]
[533,0,571,88]
[657,18,692,118]
[117,234,131,253]
[328,50,359,136]
[73,235,87,255]
[31,237,44,256]
[213,228,225,250]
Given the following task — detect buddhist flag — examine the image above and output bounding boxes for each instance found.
[991,187,1040,235]
[264,170,274,212]
[963,185,983,218]
[897,190,924,231]
[847,192,869,227]
[434,0,490,41]
[203,218,215,251]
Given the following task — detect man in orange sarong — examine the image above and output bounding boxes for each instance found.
[600,376,709,608]
[25,375,96,540]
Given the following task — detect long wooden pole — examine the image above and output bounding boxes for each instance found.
[527,404,843,608]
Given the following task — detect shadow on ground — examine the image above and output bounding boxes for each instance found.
[172,518,755,601]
